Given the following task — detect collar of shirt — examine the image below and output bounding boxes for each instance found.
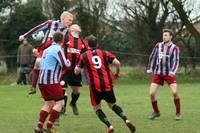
[162,41,172,46]
[53,42,59,46]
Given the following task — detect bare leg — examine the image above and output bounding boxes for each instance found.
[149,83,161,119]
[169,83,181,120]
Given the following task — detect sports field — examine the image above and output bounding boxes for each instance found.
[0,71,199,133]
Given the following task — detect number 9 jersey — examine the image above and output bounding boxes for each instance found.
[76,49,116,92]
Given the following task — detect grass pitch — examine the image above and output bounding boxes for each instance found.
[0,77,199,133]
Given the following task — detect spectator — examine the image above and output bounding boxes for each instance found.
[16,39,33,85]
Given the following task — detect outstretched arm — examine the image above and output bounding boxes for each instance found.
[19,20,52,41]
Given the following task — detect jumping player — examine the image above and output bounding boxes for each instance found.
[147,29,181,120]
[34,32,71,133]
[19,11,73,94]
[74,35,136,133]
[60,24,89,115]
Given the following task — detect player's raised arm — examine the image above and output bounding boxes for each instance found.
[170,46,179,75]
[147,43,159,74]
[19,20,52,41]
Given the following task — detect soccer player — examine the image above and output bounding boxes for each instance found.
[34,32,71,133]
[19,11,73,94]
[60,24,89,115]
[74,35,136,133]
[147,29,181,120]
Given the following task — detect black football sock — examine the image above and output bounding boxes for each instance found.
[96,109,111,127]
[70,93,80,106]
[64,95,68,108]
[62,89,68,108]
[112,104,128,122]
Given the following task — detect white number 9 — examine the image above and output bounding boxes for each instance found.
[92,56,102,69]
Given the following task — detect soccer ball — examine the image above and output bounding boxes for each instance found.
[60,81,65,86]
[32,31,44,41]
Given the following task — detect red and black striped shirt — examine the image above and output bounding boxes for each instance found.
[62,33,89,73]
[77,49,116,92]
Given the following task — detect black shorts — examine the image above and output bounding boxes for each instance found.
[60,70,82,88]
[90,89,116,106]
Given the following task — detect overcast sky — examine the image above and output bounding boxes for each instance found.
[3,0,200,21]
[186,0,200,19]
[107,0,200,21]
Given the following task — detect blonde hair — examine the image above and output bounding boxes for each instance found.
[60,11,73,19]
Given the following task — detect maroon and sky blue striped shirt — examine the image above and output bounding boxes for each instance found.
[147,42,179,75]
[21,20,68,51]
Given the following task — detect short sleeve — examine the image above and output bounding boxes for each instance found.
[105,51,116,64]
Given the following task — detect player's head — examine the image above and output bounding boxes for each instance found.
[162,29,173,43]
[86,35,97,49]
[69,24,81,38]
[60,11,73,28]
[53,32,64,44]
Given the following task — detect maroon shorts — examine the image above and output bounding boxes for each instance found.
[39,84,64,101]
[152,74,176,86]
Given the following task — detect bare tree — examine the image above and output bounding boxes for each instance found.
[169,0,200,69]
[42,0,71,19]
[76,0,108,39]
[116,0,173,54]
[169,0,200,43]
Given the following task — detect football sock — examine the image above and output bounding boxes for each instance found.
[112,104,128,122]
[96,109,111,127]
[174,98,181,114]
[151,100,160,113]
[64,95,68,108]
[37,110,49,129]
[62,89,68,108]
[47,110,59,129]
[70,93,80,106]
[32,69,40,88]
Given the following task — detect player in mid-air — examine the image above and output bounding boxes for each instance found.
[34,32,71,133]
[147,29,181,120]
[74,35,136,133]
[19,11,73,94]
[60,24,89,115]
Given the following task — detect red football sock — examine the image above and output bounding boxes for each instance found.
[151,100,160,113]
[37,110,49,129]
[32,69,40,88]
[47,110,59,129]
[174,98,181,114]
